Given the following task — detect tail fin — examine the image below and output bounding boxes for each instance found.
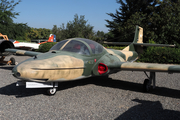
[133,26,143,44]
[39,34,56,44]
[123,26,143,51]
[47,34,56,42]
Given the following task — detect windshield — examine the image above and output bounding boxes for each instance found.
[50,40,68,51]
[62,40,90,55]
[81,38,104,54]
[49,38,104,55]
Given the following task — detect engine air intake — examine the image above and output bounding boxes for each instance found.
[98,63,108,75]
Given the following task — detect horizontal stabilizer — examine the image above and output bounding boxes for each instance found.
[103,41,131,45]
[134,43,176,47]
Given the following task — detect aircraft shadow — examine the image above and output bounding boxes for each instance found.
[0,76,180,98]
[57,76,180,99]
[0,83,45,97]
[0,66,14,70]
[115,99,180,120]
[90,76,180,99]
[0,64,9,66]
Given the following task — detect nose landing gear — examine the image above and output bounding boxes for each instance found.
[47,87,57,95]
[16,81,58,95]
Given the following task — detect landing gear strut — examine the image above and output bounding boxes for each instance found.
[46,82,58,95]
[143,72,156,92]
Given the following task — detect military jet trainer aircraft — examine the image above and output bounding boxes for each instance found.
[2,26,180,95]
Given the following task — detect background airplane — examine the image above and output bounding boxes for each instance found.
[0,34,56,65]
[10,34,56,50]
[2,26,180,95]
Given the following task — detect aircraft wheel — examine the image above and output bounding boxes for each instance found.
[143,79,151,92]
[10,57,15,65]
[47,87,57,95]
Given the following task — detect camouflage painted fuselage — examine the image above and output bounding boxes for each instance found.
[12,38,138,82]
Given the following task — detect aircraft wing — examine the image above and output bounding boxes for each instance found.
[5,48,42,56]
[109,62,180,73]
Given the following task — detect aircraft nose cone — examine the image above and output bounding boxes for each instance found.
[13,55,84,81]
[12,66,21,78]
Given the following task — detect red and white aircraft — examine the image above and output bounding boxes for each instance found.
[10,34,56,50]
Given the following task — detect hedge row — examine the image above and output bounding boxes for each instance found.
[137,47,180,64]
[105,46,126,50]
[36,42,57,52]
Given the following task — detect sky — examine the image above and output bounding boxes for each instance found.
[13,0,120,33]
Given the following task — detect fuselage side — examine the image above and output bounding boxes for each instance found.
[12,38,139,82]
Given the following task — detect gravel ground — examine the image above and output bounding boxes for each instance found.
[0,55,180,120]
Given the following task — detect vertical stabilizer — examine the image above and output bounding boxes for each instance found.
[133,26,143,43]
[47,34,56,42]
[123,26,143,51]
[39,34,56,44]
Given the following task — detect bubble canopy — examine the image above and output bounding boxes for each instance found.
[50,38,104,55]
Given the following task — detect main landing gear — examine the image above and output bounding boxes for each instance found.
[143,72,156,92]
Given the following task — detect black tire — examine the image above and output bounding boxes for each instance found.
[10,57,15,65]
[143,79,151,92]
[47,87,57,95]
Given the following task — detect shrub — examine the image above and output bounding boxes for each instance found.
[102,44,125,50]
[137,46,180,64]
[37,42,57,52]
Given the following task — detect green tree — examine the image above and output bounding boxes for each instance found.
[52,24,67,41]
[27,28,51,40]
[52,25,58,36]
[96,31,105,39]
[148,0,180,44]
[104,31,114,41]
[106,0,157,42]
[37,28,51,39]
[0,0,31,40]
[12,23,30,40]
[0,0,24,38]
[52,14,94,42]
[27,28,40,39]
[94,30,105,42]
[106,0,180,45]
